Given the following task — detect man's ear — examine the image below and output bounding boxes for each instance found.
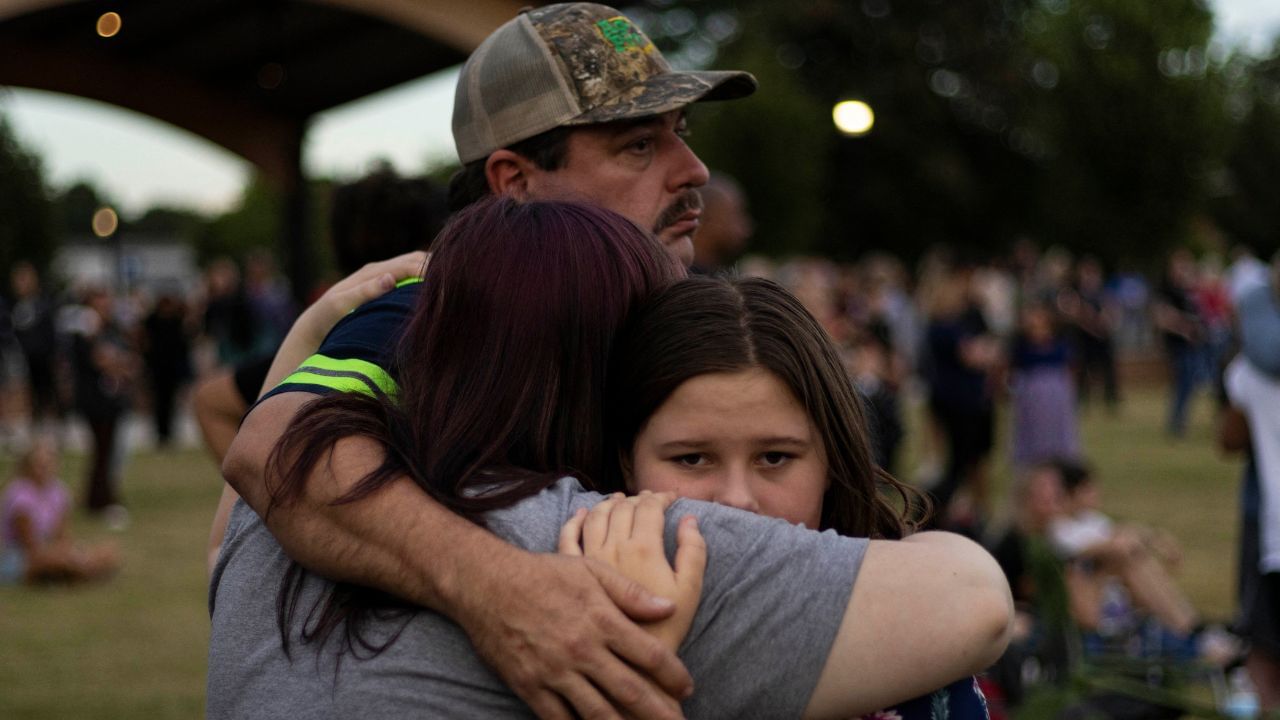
[485,150,533,200]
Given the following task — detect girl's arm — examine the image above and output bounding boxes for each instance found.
[805,531,1013,719]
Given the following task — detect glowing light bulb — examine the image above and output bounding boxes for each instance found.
[833,100,875,136]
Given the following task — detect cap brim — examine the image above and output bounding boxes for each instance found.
[568,70,757,126]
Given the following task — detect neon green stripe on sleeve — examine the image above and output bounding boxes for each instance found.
[395,277,424,288]
[279,353,399,397]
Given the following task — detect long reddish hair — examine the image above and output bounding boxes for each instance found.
[268,197,681,658]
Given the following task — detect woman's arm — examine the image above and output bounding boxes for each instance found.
[805,531,1014,719]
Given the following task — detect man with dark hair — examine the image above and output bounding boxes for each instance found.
[215,5,756,719]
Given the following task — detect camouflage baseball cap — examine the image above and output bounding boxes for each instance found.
[452,2,757,164]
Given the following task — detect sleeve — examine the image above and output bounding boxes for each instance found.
[667,499,868,719]
[255,282,420,405]
[1238,287,1280,379]
[1225,357,1253,410]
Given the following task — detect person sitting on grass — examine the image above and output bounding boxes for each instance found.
[0,435,119,585]
[1046,459,1238,665]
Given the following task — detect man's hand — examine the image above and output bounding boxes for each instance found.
[452,546,694,720]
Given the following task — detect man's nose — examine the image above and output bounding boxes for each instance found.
[669,136,709,192]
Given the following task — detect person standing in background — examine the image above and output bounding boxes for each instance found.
[1063,256,1119,411]
[689,172,752,275]
[142,291,193,448]
[1221,254,1280,711]
[70,287,136,517]
[10,262,60,431]
[1152,249,1206,437]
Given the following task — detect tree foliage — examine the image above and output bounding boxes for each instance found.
[1210,45,1280,259]
[629,0,1237,268]
[0,111,54,288]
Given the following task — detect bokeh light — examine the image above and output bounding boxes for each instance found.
[92,206,119,238]
[96,12,122,38]
[833,100,875,136]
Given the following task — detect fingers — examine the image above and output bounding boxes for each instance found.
[521,688,576,720]
[558,508,587,556]
[594,600,692,703]
[586,558,675,620]
[632,492,672,543]
[604,497,637,546]
[583,494,624,555]
[549,675,623,720]
[673,515,706,597]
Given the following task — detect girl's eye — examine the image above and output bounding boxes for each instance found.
[760,452,792,467]
[672,453,706,467]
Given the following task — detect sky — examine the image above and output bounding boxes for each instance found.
[3,0,1279,217]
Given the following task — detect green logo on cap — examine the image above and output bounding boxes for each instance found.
[596,17,653,54]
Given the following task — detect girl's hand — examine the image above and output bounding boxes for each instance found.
[559,492,706,652]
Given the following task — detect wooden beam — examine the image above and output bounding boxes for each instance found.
[0,41,303,186]
[308,0,531,53]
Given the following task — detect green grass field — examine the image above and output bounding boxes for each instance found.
[0,386,1246,718]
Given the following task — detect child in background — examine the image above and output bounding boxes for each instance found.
[1008,301,1079,475]
[0,436,119,584]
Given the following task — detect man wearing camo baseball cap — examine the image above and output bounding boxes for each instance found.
[448,2,755,265]
[216,5,757,720]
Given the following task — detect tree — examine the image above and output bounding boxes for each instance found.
[1025,0,1222,268]
[0,110,54,290]
[197,174,283,265]
[1210,45,1280,259]
[627,0,1229,268]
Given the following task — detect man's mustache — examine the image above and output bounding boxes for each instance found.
[653,190,704,234]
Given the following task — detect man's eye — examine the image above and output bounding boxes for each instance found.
[629,137,654,153]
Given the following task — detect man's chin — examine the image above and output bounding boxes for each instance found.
[660,233,695,268]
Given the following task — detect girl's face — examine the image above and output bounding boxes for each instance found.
[24,443,57,484]
[628,368,828,528]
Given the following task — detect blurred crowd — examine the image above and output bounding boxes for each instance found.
[0,226,1268,526]
[0,252,296,514]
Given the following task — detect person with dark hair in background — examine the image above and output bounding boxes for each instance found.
[70,288,136,517]
[141,291,193,448]
[1063,256,1119,411]
[689,172,752,275]
[924,260,1001,532]
[10,262,61,430]
[1152,249,1206,437]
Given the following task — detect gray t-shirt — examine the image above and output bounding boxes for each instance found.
[208,478,868,719]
